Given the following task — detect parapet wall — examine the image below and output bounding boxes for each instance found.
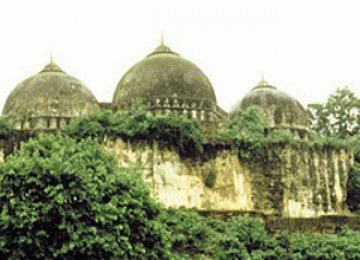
[104,138,354,218]
[11,117,73,130]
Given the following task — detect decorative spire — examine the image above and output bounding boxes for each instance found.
[147,35,179,57]
[50,52,54,63]
[258,71,269,86]
[252,71,276,90]
[41,54,63,73]
[160,33,164,45]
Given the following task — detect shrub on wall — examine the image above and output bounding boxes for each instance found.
[216,106,298,161]
[66,109,205,159]
[0,134,169,259]
[217,106,265,143]
[0,115,12,136]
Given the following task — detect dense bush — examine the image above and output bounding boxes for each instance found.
[347,162,360,212]
[161,210,287,260]
[217,216,285,260]
[160,209,226,259]
[66,109,205,159]
[0,115,12,135]
[216,106,299,161]
[288,229,360,260]
[0,134,169,259]
[216,106,265,143]
[216,106,267,160]
[162,209,360,260]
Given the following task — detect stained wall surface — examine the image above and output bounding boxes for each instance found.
[104,138,354,218]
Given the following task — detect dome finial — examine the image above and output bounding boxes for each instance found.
[251,71,276,90]
[148,34,179,57]
[257,71,269,86]
[41,54,63,73]
[160,33,164,45]
[50,52,54,63]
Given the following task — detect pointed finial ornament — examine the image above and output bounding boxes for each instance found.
[160,33,164,45]
[41,53,62,73]
[252,70,276,90]
[258,71,268,86]
[148,33,178,57]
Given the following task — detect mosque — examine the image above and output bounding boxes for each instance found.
[0,40,355,224]
[2,39,309,133]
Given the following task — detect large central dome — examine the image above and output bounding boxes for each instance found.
[112,42,217,110]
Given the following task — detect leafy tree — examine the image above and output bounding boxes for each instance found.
[0,134,169,259]
[217,106,265,143]
[309,86,360,138]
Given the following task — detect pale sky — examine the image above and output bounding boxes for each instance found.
[1,1,359,113]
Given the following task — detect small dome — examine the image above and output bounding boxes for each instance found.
[230,79,309,130]
[112,42,217,110]
[3,61,99,118]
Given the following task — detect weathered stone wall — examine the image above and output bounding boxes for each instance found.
[249,143,353,217]
[104,138,354,218]
[104,138,254,211]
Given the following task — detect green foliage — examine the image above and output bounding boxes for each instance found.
[0,115,12,135]
[304,132,358,151]
[0,134,169,259]
[217,106,295,161]
[162,210,360,260]
[162,210,291,260]
[347,162,360,212]
[218,99,358,162]
[161,209,224,259]
[217,106,265,143]
[204,169,217,188]
[265,128,294,144]
[216,215,282,260]
[216,106,265,160]
[288,230,360,260]
[309,86,360,138]
[66,109,205,159]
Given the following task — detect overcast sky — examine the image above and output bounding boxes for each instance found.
[0,1,359,112]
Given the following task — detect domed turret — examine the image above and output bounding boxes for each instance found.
[3,60,100,130]
[112,39,225,130]
[230,78,309,132]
